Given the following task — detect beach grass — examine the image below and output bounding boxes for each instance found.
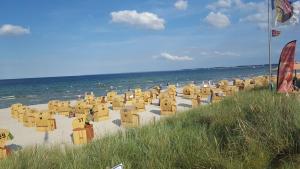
[1,89,300,169]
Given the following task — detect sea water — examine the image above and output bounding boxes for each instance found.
[0,65,269,109]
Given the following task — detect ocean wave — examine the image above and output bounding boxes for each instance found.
[75,95,82,98]
[0,96,16,100]
[25,95,38,98]
[62,95,72,98]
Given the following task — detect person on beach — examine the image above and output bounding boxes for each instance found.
[85,109,94,124]
[270,82,275,91]
[100,96,106,103]
[208,89,213,103]
[293,76,299,91]
[43,131,49,143]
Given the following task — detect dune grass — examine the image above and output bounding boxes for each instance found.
[1,90,300,169]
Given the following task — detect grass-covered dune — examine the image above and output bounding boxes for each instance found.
[2,90,300,169]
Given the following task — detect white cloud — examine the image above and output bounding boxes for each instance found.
[207,0,232,10]
[233,0,263,10]
[174,0,188,11]
[200,51,240,57]
[205,12,231,28]
[213,51,240,57]
[257,23,268,30]
[111,10,165,30]
[155,52,193,61]
[207,0,268,29]
[238,1,268,29]
[0,24,30,36]
[240,13,267,23]
[240,12,268,30]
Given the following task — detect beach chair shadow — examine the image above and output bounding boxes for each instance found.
[7,144,23,151]
[178,103,192,108]
[70,133,74,144]
[202,100,211,104]
[150,110,161,115]
[44,131,49,143]
[151,102,159,106]
[179,96,185,99]
[112,119,121,127]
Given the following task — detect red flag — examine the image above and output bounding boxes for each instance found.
[277,40,297,93]
[272,29,281,37]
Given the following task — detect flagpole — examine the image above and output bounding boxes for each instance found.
[268,0,272,90]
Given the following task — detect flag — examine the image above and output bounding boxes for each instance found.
[272,0,294,23]
[272,29,281,37]
[277,40,297,93]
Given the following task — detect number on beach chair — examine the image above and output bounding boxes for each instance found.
[72,117,86,129]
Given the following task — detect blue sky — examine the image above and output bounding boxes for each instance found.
[0,0,299,79]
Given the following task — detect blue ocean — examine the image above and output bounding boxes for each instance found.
[0,65,269,109]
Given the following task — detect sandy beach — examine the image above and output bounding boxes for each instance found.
[0,88,195,148]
